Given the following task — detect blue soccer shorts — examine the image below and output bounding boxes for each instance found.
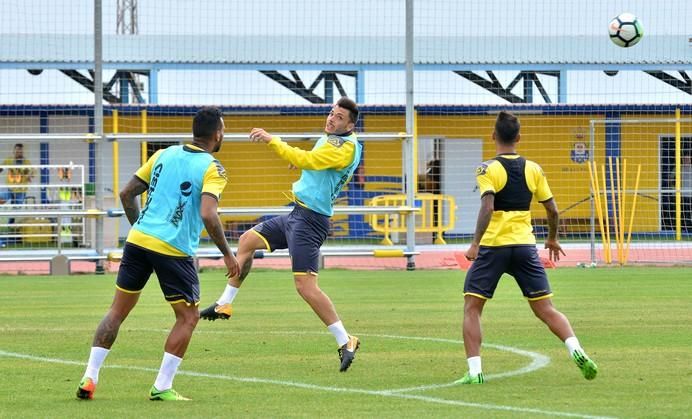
[252,205,330,275]
[116,242,200,305]
[463,245,553,300]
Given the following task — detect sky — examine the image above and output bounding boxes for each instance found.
[0,0,690,106]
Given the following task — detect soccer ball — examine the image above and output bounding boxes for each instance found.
[608,13,643,47]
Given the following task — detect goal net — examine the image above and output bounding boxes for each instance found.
[1,0,691,273]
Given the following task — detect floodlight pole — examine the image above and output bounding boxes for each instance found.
[94,0,105,274]
[404,0,416,270]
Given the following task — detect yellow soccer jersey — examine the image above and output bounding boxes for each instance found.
[267,135,355,170]
[126,144,227,256]
[267,134,360,215]
[3,157,34,193]
[475,154,552,246]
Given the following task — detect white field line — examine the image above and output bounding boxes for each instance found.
[0,326,549,387]
[0,349,613,419]
[0,329,613,419]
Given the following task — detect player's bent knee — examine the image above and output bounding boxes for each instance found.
[529,300,556,320]
[172,303,201,327]
[293,273,319,296]
[181,314,199,329]
[239,229,268,251]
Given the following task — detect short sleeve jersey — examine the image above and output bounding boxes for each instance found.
[475,153,552,246]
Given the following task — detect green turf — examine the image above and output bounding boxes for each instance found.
[0,267,690,418]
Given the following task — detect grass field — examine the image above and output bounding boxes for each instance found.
[0,267,690,418]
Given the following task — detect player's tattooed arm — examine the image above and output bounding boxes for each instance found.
[201,194,240,278]
[120,176,148,225]
[543,198,560,241]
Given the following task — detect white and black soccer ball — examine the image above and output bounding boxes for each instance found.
[608,13,643,48]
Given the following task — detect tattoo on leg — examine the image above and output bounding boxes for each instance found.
[92,314,121,349]
[238,257,254,283]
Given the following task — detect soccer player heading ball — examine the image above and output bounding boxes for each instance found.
[200,97,362,372]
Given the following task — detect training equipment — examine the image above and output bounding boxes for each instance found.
[149,386,191,401]
[76,377,96,400]
[454,372,485,385]
[338,335,361,372]
[572,350,598,380]
[608,13,643,47]
[587,158,641,265]
[199,303,232,321]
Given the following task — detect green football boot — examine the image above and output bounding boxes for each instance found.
[572,350,598,380]
[149,386,191,401]
[455,372,485,385]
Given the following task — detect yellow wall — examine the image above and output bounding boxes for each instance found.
[620,115,692,231]
[102,111,690,234]
[361,116,405,193]
[416,114,606,221]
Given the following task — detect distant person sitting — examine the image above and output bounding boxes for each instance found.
[1,143,35,240]
[0,143,35,208]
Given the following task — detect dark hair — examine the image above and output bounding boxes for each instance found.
[336,97,359,124]
[14,143,23,149]
[193,107,224,139]
[495,111,520,144]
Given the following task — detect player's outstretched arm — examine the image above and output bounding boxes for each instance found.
[201,194,239,279]
[250,127,354,170]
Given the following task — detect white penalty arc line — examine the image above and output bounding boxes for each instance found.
[0,349,612,419]
[0,327,549,390]
[209,330,551,393]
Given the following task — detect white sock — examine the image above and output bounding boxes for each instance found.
[467,356,482,375]
[153,352,183,391]
[217,284,239,305]
[84,346,110,384]
[565,336,584,356]
[327,321,350,347]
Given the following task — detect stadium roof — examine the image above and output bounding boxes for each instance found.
[0,34,690,69]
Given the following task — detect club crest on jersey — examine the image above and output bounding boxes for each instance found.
[327,135,345,147]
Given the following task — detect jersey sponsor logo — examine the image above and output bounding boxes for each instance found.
[180,181,192,197]
[170,181,192,227]
[137,162,163,224]
[213,159,227,180]
[331,172,350,202]
[169,199,187,227]
[327,135,345,148]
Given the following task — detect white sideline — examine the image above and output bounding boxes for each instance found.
[0,330,612,419]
